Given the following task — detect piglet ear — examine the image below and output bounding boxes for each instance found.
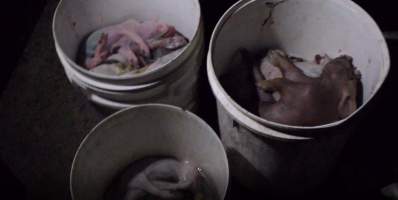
[338,81,357,119]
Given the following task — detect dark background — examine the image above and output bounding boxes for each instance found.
[1,0,397,199]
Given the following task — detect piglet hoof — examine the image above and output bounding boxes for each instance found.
[268,49,288,66]
[138,45,151,58]
[256,80,273,92]
[273,49,288,57]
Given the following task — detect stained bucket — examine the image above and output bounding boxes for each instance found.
[70,104,229,200]
[53,0,204,110]
[207,0,390,196]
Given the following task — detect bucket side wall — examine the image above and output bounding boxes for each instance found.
[217,102,352,195]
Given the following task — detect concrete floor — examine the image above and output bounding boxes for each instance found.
[0,0,106,199]
[0,0,397,200]
[0,0,223,199]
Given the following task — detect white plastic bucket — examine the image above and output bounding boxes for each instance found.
[52,0,204,110]
[70,104,229,200]
[208,0,390,195]
[57,37,203,110]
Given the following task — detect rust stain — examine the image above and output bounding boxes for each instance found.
[262,0,289,26]
[315,54,322,65]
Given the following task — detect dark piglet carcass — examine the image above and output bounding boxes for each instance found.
[255,50,362,126]
[221,49,362,127]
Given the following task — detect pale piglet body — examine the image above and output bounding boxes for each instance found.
[82,19,188,75]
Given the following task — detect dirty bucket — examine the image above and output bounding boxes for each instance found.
[52,0,204,110]
[56,36,203,110]
[70,104,229,200]
[207,0,389,196]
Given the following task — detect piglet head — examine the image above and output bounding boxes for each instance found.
[321,55,357,82]
[321,55,361,119]
[137,20,176,40]
[150,20,176,38]
[164,35,188,50]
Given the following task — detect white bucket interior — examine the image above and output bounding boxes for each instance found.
[209,0,390,130]
[70,105,229,200]
[53,0,201,79]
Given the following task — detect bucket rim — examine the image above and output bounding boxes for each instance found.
[56,44,159,91]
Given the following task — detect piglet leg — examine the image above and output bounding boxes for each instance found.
[257,78,288,95]
[268,50,309,82]
[86,33,110,69]
[121,30,151,58]
[118,45,140,68]
[257,78,303,124]
[126,173,180,200]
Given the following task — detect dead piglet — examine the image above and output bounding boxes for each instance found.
[257,50,361,126]
[84,30,145,69]
[136,19,187,62]
[252,50,281,104]
[108,19,151,57]
[136,19,176,41]
[84,19,168,70]
[125,159,200,200]
[82,18,189,75]
[138,20,186,59]
[147,34,188,60]
[85,33,110,69]
[105,158,216,200]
